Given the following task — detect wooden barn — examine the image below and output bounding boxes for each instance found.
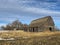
[28,16,55,32]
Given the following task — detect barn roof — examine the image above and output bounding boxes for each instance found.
[31,16,52,24]
[29,16,54,27]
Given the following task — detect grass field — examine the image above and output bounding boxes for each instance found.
[0,30,60,45]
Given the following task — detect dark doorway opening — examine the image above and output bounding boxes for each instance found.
[49,27,52,31]
[33,28,34,32]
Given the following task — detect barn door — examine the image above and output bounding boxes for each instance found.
[49,27,52,31]
[33,28,34,32]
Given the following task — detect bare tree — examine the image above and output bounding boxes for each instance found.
[1,26,6,30]
[23,24,28,31]
[1,20,24,30]
[12,20,23,30]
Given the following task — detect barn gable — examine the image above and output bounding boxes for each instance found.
[28,16,55,32]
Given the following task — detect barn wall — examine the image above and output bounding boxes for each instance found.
[26,16,55,32]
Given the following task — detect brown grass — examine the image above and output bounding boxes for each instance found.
[0,30,60,38]
[0,30,60,45]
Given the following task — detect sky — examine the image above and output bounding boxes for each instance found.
[0,0,60,29]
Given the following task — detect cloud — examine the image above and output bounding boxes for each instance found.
[0,0,60,28]
[0,23,6,27]
[0,4,60,17]
[0,0,59,15]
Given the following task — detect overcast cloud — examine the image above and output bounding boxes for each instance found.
[0,0,60,28]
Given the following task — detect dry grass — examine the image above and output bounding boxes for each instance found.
[0,30,60,45]
[0,30,60,38]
